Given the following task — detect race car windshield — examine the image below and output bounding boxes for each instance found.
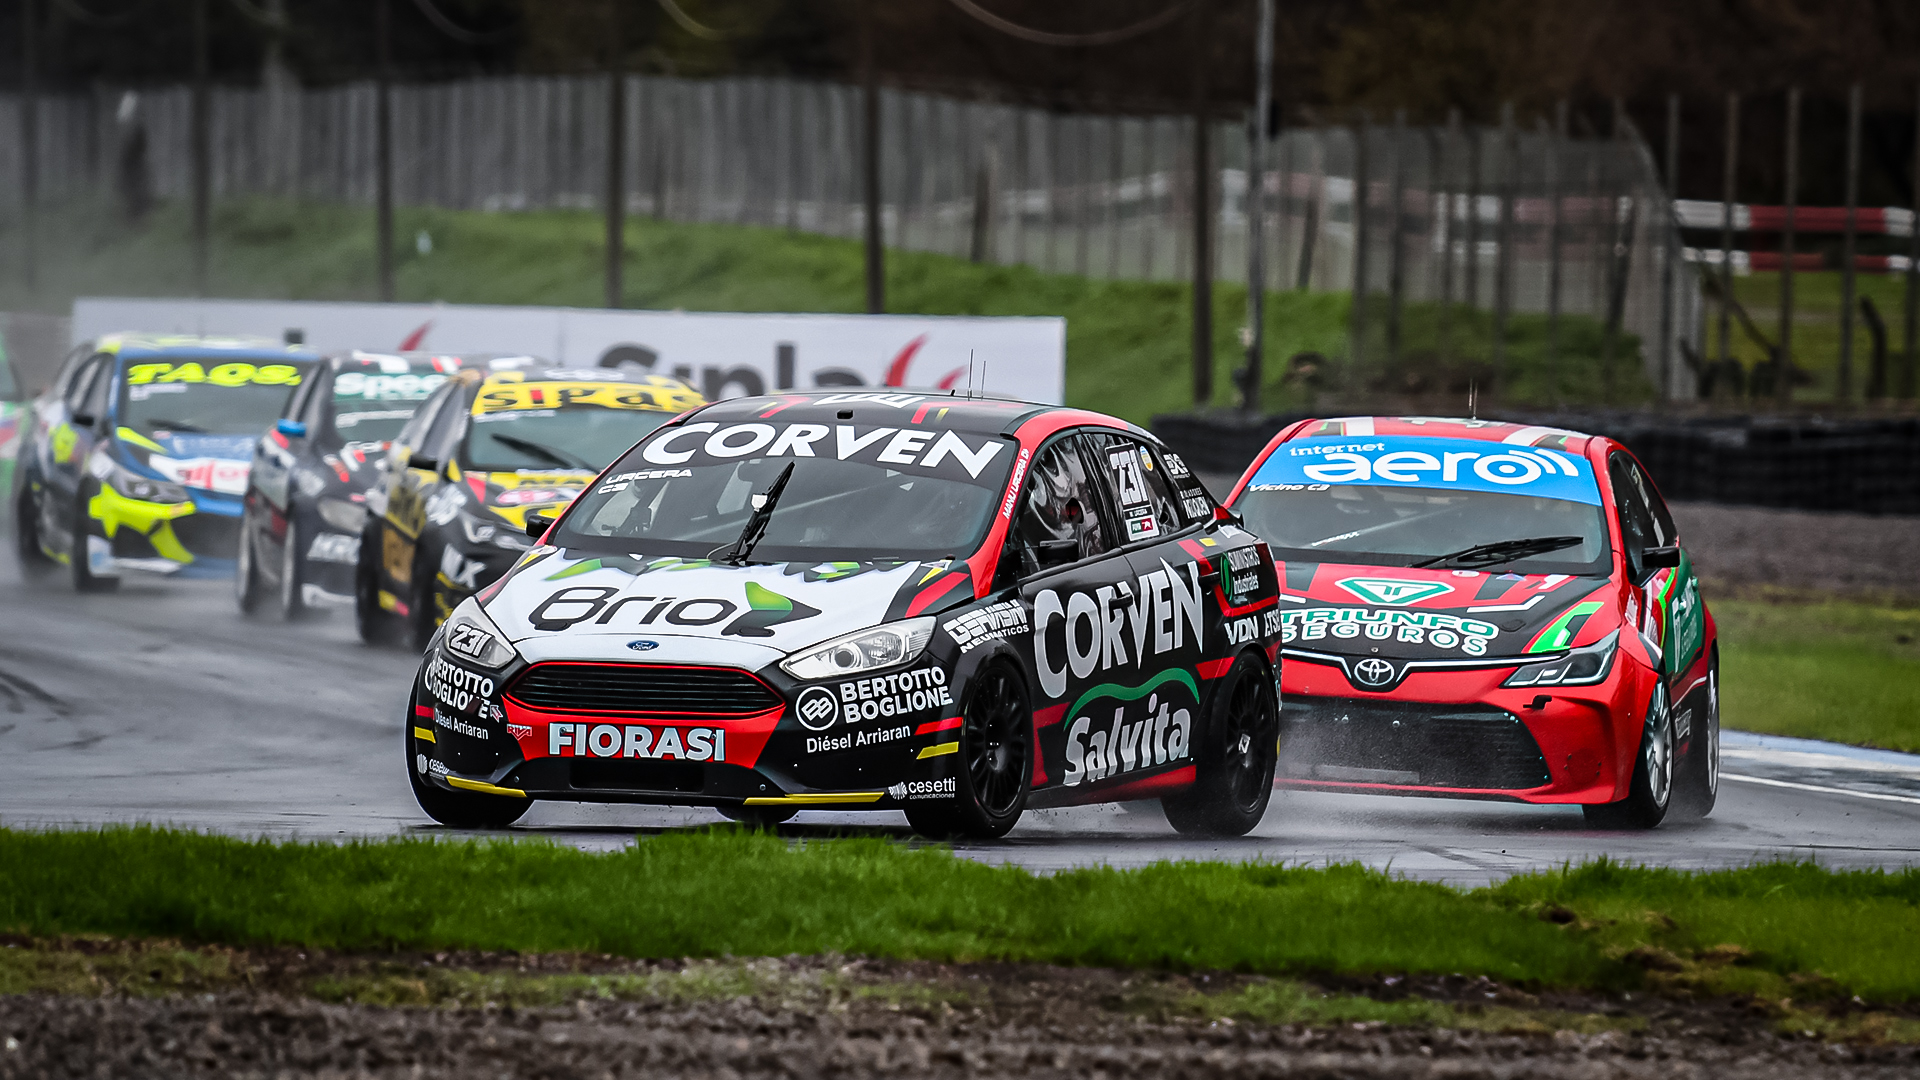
[1236,485,1611,573]
[331,368,448,443]
[120,376,304,437]
[462,407,675,472]
[334,408,419,443]
[556,425,1018,562]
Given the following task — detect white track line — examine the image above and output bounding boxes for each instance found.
[1722,772,1920,807]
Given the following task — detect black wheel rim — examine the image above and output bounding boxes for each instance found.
[1220,666,1275,813]
[964,668,1028,817]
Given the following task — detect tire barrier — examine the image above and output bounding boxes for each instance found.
[1150,410,1920,515]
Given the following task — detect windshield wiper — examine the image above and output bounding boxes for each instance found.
[488,432,594,470]
[710,462,795,566]
[141,420,208,434]
[1411,535,1584,570]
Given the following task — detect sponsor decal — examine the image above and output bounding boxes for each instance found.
[439,546,486,590]
[1250,435,1601,505]
[149,455,250,495]
[838,666,952,722]
[1282,607,1498,655]
[596,468,692,493]
[1063,671,1197,787]
[1105,447,1161,542]
[444,620,498,663]
[1224,609,1285,645]
[942,600,1029,652]
[1351,657,1397,688]
[334,372,446,400]
[1034,560,1204,699]
[548,721,725,761]
[887,777,957,801]
[627,639,661,651]
[434,709,490,741]
[123,361,304,387]
[639,421,1009,480]
[524,582,819,637]
[998,447,1033,520]
[795,686,839,731]
[475,380,701,414]
[306,532,359,564]
[423,655,496,713]
[507,722,533,740]
[493,488,578,506]
[1162,453,1192,479]
[424,486,465,525]
[1335,577,1454,606]
[1179,492,1212,521]
[807,725,912,754]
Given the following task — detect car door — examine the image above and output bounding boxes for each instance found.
[44,354,112,534]
[373,384,451,594]
[1608,452,1702,682]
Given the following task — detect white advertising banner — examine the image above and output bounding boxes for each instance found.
[70,298,1065,404]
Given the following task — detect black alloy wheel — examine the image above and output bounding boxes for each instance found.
[68,490,118,593]
[905,662,1031,840]
[1163,652,1278,837]
[404,543,443,652]
[1583,683,1674,829]
[12,482,52,573]
[404,690,531,829]
[235,507,265,614]
[277,513,307,620]
[355,522,400,646]
[1672,658,1720,820]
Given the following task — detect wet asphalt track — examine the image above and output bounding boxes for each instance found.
[2,547,1918,887]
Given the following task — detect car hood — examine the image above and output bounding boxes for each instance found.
[482,547,980,657]
[1277,560,1618,661]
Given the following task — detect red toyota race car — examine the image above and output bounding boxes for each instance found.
[1226,416,1717,828]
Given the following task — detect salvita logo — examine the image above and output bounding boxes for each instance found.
[1336,578,1454,606]
[1063,679,1195,787]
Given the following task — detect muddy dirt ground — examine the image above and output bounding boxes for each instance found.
[1670,502,1920,600]
[3,949,1918,1079]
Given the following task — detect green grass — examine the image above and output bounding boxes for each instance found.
[1714,596,1920,752]
[0,197,1633,422]
[1717,270,1920,401]
[6,827,1920,1006]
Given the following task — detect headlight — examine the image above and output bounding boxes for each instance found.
[779,617,936,681]
[440,597,520,671]
[318,497,367,534]
[1503,630,1619,688]
[105,461,190,504]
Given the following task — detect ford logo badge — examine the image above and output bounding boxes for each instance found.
[627,639,661,652]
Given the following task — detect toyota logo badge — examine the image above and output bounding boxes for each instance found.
[1353,658,1396,688]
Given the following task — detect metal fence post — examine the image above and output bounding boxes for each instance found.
[374,0,394,302]
[1385,108,1407,369]
[19,0,36,291]
[1439,109,1460,358]
[861,2,883,314]
[604,9,626,310]
[1780,87,1799,405]
[1491,103,1515,384]
[1464,120,1481,310]
[1906,84,1920,400]
[1190,0,1214,408]
[1720,93,1739,389]
[192,0,211,297]
[1546,101,1567,399]
[1658,93,1680,403]
[1243,0,1274,412]
[1839,82,1862,402]
[1349,115,1370,391]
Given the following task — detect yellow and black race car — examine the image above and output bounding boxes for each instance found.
[357,361,705,649]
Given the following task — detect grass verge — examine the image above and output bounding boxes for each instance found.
[0,197,1635,423]
[1714,594,1920,752]
[4,827,1920,1010]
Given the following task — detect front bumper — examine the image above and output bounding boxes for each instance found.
[1277,653,1643,804]
[88,486,242,579]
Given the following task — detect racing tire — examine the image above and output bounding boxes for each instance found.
[68,491,119,594]
[1163,652,1279,837]
[904,662,1031,840]
[277,514,307,621]
[1582,683,1675,830]
[403,544,443,653]
[404,700,531,830]
[235,508,266,614]
[1671,658,1720,821]
[717,805,799,828]
[12,480,53,576]
[355,523,402,647]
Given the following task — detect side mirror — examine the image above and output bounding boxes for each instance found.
[407,454,439,474]
[70,412,97,430]
[1033,538,1078,569]
[276,419,308,439]
[1642,545,1682,570]
[525,512,555,540]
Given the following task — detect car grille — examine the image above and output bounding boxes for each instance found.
[171,512,242,559]
[507,663,781,717]
[1278,697,1551,790]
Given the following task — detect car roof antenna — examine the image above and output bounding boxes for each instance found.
[1468,379,1478,421]
[967,350,976,398]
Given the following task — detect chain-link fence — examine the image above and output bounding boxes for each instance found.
[0,73,1695,400]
